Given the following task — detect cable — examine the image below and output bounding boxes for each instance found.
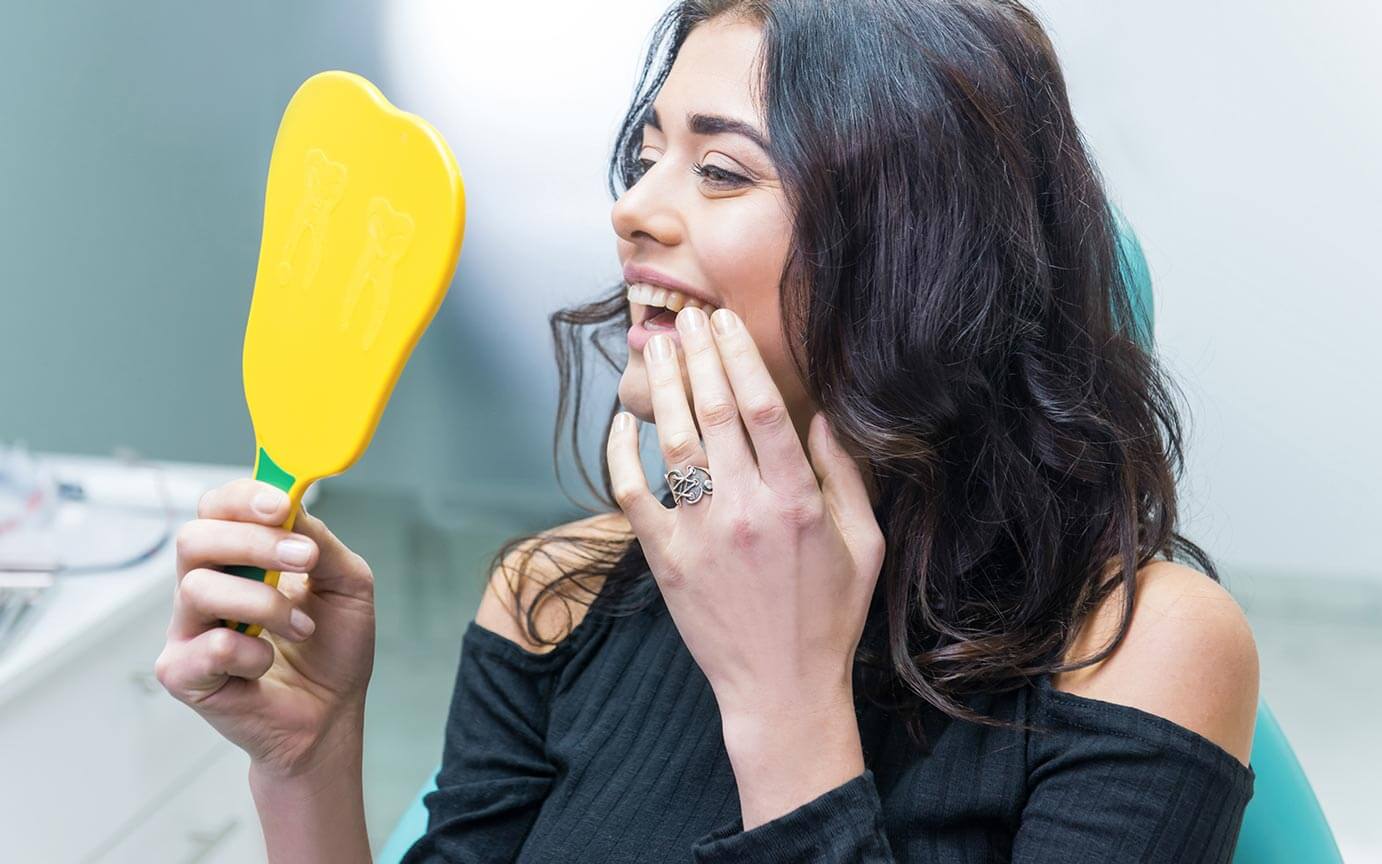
[0,446,177,575]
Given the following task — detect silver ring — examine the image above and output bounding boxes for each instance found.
[665,464,713,506]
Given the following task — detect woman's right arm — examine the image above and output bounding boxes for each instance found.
[247,716,370,864]
[154,478,378,864]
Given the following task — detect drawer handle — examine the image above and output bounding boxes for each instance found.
[186,817,240,863]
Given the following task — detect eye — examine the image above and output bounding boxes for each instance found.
[691,161,750,188]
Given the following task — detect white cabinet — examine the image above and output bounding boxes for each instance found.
[98,744,265,864]
[0,454,311,863]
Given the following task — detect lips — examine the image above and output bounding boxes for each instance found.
[621,262,718,310]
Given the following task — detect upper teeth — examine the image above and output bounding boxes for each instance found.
[626,282,716,314]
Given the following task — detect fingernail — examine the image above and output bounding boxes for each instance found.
[648,334,673,361]
[679,306,706,333]
[615,412,632,432]
[277,538,312,567]
[712,308,738,335]
[289,607,316,638]
[253,489,285,516]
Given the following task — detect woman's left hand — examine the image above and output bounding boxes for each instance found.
[608,306,886,724]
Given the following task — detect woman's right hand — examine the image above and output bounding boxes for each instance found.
[154,478,377,779]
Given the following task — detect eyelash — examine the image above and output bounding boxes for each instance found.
[636,157,749,188]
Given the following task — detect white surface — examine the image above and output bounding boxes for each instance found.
[1024,0,1382,583]
[0,452,309,703]
[0,453,280,861]
[98,744,265,864]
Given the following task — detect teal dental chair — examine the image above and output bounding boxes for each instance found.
[378,210,1343,864]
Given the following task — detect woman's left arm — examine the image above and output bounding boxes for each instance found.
[687,583,1260,864]
[608,305,892,859]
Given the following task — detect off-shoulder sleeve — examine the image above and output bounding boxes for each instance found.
[399,618,586,863]
[690,678,1255,864]
[690,768,896,863]
[1012,679,1256,864]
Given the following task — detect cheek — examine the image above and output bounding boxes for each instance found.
[702,208,789,297]
[702,202,803,411]
[746,315,807,412]
[701,205,791,350]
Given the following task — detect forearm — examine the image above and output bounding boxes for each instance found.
[720,695,866,830]
[248,719,372,864]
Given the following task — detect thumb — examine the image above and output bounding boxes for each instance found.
[288,498,374,597]
[807,412,878,553]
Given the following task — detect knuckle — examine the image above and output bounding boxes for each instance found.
[612,482,642,511]
[649,363,679,385]
[868,540,887,571]
[660,567,689,591]
[727,512,761,549]
[350,552,376,593]
[663,432,701,465]
[153,649,175,690]
[869,527,887,554]
[745,398,788,429]
[175,521,197,559]
[780,496,823,528]
[211,479,252,514]
[697,400,739,431]
[206,628,239,667]
[179,566,210,599]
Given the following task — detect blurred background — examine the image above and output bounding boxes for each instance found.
[0,1,1377,861]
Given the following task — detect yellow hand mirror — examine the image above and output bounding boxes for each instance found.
[221,70,465,636]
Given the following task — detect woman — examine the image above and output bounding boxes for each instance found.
[156,1,1260,861]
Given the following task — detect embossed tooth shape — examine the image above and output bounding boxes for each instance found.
[339,196,416,349]
[277,148,347,289]
[225,70,466,638]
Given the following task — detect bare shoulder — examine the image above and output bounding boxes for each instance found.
[473,511,633,655]
[1052,559,1260,767]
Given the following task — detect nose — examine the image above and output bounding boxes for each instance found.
[610,160,684,249]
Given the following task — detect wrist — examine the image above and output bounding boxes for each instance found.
[720,693,861,765]
[248,709,370,864]
[249,702,366,788]
[717,691,867,831]
[717,682,856,744]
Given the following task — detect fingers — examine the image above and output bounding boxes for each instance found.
[176,518,317,583]
[189,478,372,598]
[607,411,673,540]
[674,306,756,482]
[806,412,885,566]
[155,626,275,705]
[707,308,817,496]
[288,502,374,595]
[173,566,315,643]
[197,477,295,526]
[642,332,709,477]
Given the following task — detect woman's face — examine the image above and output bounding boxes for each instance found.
[611,15,815,449]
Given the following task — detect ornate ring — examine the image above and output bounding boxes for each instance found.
[665,464,713,506]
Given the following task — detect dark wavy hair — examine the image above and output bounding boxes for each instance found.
[486,0,1218,750]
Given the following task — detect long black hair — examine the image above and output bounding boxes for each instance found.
[487,0,1217,751]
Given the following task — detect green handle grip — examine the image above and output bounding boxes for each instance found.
[220,446,301,637]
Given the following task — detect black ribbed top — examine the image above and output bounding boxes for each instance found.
[402,556,1254,863]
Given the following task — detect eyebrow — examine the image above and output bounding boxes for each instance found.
[642,105,770,154]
